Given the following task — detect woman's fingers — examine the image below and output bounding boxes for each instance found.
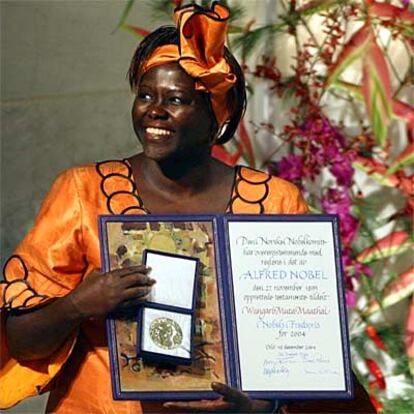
[211,382,250,405]
[116,297,149,312]
[110,265,151,278]
[163,399,232,412]
[156,388,275,413]
[116,270,156,289]
[69,266,155,318]
[114,285,153,313]
[124,285,152,299]
[163,383,251,412]
[116,274,156,309]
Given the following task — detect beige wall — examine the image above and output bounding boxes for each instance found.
[1,1,168,262]
[1,1,167,412]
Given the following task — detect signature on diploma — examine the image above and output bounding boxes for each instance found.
[262,351,340,378]
[262,360,290,378]
[304,368,340,376]
[265,351,330,365]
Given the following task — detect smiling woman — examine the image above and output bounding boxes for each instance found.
[0,2,374,414]
[132,63,213,164]
[129,61,239,215]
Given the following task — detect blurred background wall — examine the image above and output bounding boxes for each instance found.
[1,1,162,264]
[1,1,167,412]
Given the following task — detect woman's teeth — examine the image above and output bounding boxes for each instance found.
[146,127,172,136]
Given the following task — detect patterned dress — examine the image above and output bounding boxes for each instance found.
[0,160,308,413]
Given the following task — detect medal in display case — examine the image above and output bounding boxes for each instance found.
[137,250,199,365]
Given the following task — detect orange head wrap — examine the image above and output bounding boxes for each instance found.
[142,2,237,131]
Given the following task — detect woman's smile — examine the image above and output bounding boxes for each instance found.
[144,126,175,143]
[145,127,173,137]
[132,62,214,162]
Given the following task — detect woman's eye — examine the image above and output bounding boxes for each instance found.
[169,96,185,105]
[138,92,152,102]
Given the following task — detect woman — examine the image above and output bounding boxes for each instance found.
[1,3,373,414]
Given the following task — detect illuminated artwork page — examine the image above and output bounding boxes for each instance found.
[106,220,226,393]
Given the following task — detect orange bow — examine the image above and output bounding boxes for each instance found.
[142,2,236,129]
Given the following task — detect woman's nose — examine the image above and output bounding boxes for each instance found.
[147,102,168,119]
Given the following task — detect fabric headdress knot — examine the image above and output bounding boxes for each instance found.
[142,2,237,130]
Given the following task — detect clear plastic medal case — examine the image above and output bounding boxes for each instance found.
[137,249,199,365]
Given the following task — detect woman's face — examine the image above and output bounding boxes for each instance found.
[132,62,215,162]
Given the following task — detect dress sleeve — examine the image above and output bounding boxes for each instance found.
[285,184,309,214]
[0,168,86,409]
[265,175,310,214]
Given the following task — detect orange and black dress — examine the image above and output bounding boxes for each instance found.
[0,160,308,413]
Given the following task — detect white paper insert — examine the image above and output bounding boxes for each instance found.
[228,221,346,392]
[141,307,192,359]
[145,251,197,310]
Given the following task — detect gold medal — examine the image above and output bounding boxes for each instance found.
[149,317,183,350]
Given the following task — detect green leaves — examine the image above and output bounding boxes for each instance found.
[114,0,136,32]
[326,23,373,86]
[150,0,178,23]
[230,0,344,58]
[297,0,346,17]
[364,266,414,315]
[122,25,151,39]
[326,23,393,147]
[356,230,413,264]
[330,80,414,131]
[353,156,399,187]
[386,143,414,175]
[231,24,286,58]
[362,36,392,148]
[325,2,414,148]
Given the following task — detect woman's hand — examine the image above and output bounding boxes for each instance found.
[6,265,155,361]
[163,382,275,413]
[67,265,155,319]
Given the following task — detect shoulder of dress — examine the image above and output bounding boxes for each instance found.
[236,165,271,184]
[267,174,302,195]
[95,159,134,178]
[59,160,143,215]
[229,166,303,214]
[56,159,133,181]
[237,166,300,193]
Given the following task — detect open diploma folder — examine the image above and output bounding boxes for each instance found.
[99,214,353,401]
